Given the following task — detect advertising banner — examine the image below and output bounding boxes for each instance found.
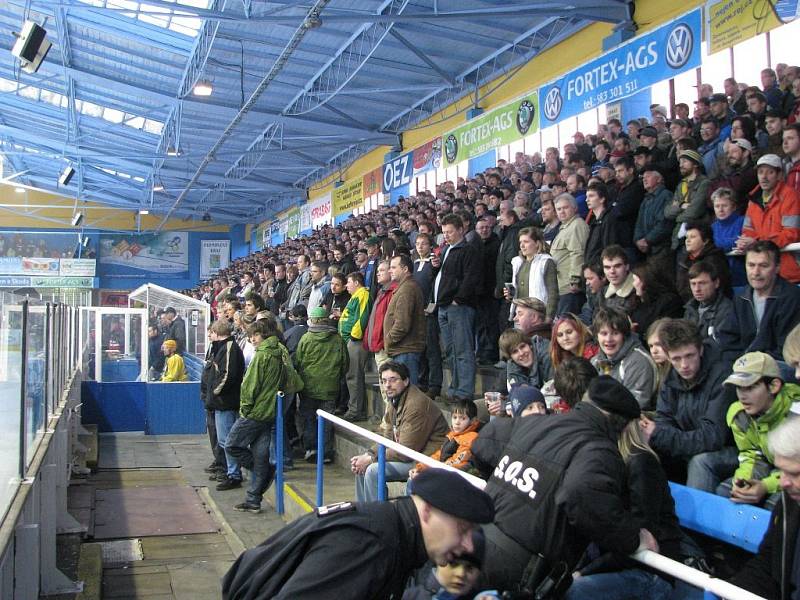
[30,276,94,288]
[444,92,539,166]
[363,166,383,197]
[300,204,312,234]
[540,8,702,126]
[254,221,271,250]
[59,258,96,277]
[270,222,282,247]
[309,194,332,229]
[332,179,364,217]
[200,240,230,280]
[99,232,189,276]
[706,0,784,55]
[0,276,32,287]
[286,208,301,239]
[20,257,59,275]
[0,257,21,274]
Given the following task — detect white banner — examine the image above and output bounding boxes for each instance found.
[300,204,312,233]
[59,258,96,277]
[310,193,332,229]
[200,240,230,280]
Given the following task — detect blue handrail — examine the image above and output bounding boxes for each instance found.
[376,445,386,501]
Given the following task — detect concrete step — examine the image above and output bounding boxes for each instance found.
[75,542,102,600]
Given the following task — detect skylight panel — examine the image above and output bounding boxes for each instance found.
[75,0,212,37]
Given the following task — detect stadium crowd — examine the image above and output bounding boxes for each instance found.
[191,65,800,599]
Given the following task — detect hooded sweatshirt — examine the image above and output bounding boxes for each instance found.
[591,335,658,409]
[294,322,349,401]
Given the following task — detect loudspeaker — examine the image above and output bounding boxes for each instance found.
[11,21,51,74]
[59,165,75,186]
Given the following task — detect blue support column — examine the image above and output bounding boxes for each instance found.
[316,413,325,507]
[376,445,386,501]
[275,392,284,515]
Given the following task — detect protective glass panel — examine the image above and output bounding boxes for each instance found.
[25,303,47,464]
[100,314,141,382]
[0,292,23,519]
[82,309,96,381]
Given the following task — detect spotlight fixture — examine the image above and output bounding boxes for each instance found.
[153,182,164,192]
[59,165,75,186]
[11,21,52,74]
[166,145,181,157]
[14,186,25,193]
[71,212,84,227]
[138,209,149,215]
[81,235,89,248]
[192,80,213,96]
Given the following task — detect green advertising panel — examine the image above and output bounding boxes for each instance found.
[286,208,301,239]
[443,91,539,166]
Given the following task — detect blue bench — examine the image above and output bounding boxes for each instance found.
[182,353,204,382]
[669,482,771,553]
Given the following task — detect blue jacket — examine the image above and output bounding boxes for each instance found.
[712,213,747,287]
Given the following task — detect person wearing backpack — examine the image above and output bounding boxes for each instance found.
[226,318,303,513]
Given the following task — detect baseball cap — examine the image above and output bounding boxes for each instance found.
[757,154,783,169]
[710,93,728,104]
[731,138,753,153]
[724,352,782,387]
[640,126,658,138]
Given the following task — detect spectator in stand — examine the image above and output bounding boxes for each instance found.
[294,307,348,465]
[634,166,674,264]
[339,271,371,421]
[638,126,666,162]
[737,154,800,283]
[322,272,350,320]
[303,260,331,310]
[711,187,747,288]
[282,304,308,356]
[237,271,255,302]
[283,256,310,324]
[332,244,356,275]
[384,254,426,383]
[266,263,288,313]
[641,319,736,492]
[549,313,598,372]
[551,193,589,315]
[591,140,611,176]
[578,261,607,325]
[761,67,785,112]
[507,227,558,320]
[783,123,800,191]
[364,260,395,376]
[788,76,800,124]
[764,109,786,156]
[163,306,186,355]
[499,327,552,392]
[148,323,165,379]
[433,213,481,403]
[350,361,447,503]
[719,351,800,509]
[413,233,443,400]
[747,91,770,140]
[666,150,710,252]
[698,118,724,179]
[630,262,683,338]
[725,77,748,115]
[203,319,246,491]
[710,138,758,210]
[645,318,673,397]
[730,418,800,598]
[599,245,638,316]
[161,339,187,382]
[584,181,621,267]
[364,237,382,293]
[591,307,658,409]
[475,216,501,364]
[683,260,734,344]
[710,93,735,138]
[226,318,293,513]
[675,221,732,303]
[611,156,645,259]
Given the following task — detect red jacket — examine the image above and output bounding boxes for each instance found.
[363,283,396,352]
[786,159,800,194]
[743,181,800,283]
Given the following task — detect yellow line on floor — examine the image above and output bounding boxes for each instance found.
[284,483,314,513]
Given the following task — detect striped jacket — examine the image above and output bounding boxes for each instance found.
[338,286,371,342]
[743,181,800,283]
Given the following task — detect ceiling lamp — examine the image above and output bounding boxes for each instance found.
[193,80,213,97]
[166,145,181,157]
[153,182,164,192]
[14,186,25,193]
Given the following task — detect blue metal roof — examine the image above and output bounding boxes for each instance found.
[0,0,633,226]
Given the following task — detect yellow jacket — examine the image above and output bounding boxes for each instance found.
[161,354,188,382]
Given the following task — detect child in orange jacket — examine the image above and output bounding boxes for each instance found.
[408,400,481,479]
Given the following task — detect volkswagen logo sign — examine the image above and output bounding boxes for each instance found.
[444,134,458,164]
[665,23,693,69]
[543,87,562,122]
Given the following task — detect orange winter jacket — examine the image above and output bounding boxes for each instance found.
[743,181,800,283]
[415,419,481,472]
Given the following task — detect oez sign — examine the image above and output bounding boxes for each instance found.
[383,153,412,194]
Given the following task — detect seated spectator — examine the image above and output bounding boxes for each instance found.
[551,356,597,411]
[718,241,800,362]
[549,313,599,368]
[785,324,800,380]
[718,352,800,509]
[645,318,673,396]
[402,530,485,600]
[710,187,747,288]
[598,245,638,316]
[709,138,758,211]
[507,385,548,417]
[630,262,683,338]
[507,227,558,320]
[591,307,658,409]
[161,339,188,382]
[499,328,551,391]
[407,400,481,482]
[675,221,732,303]
[551,193,589,315]
[578,261,606,325]
[350,361,447,502]
[665,150,711,252]
[698,118,724,180]
[683,260,734,343]
[634,166,674,262]
[294,307,348,464]
[511,296,552,340]
[729,418,800,598]
[737,153,800,283]
[783,123,800,192]
[641,319,736,492]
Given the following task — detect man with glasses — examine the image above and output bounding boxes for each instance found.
[350,361,448,502]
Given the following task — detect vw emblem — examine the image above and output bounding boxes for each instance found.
[543,87,562,122]
[665,23,693,69]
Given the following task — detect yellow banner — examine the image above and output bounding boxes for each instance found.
[332,179,364,217]
[707,0,783,55]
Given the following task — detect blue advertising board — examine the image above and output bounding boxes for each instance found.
[540,9,702,126]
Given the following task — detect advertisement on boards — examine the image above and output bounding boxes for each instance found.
[200,240,230,280]
[99,232,189,276]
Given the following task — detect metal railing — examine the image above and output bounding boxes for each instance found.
[276,408,765,600]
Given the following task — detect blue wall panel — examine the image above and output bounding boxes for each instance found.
[81,381,146,432]
[145,382,205,434]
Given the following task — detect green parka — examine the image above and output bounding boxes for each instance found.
[294,323,349,401]
[239,335,285,422]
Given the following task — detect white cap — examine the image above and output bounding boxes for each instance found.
[731,138,753,153]
[757,154,782,169]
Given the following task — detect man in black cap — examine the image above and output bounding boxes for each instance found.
[471,376,659,595]
[221,468,494,600]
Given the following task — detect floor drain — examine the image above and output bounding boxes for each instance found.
[99,539,144,566]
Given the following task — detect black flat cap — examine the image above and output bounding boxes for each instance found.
[588,375,640,419]
[412,469,494,523]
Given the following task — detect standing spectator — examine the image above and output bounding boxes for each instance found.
[666,150,711,252]
[350,361,447,502]
[385,254,426,383]
[583,181,621,267]
[303,260,330,309]
[147,323,165,380]
[160,339,187,382]
[267,264,288,314]
[413,233,442,399]
[634,166,674,263]
[203,319,245,491]
[364,237,382,294]
[683,260,734,343]
[719,241,800,362]
[539,195,561,243]
[507,227,558,320]
[282,304,308,356]
[783,123,800,192]
[630,262,684,338]
[294,307,348,464]
[163,306,186,355]
[494,209,524,316]
[475,216,501,364]
[339,271,371,421]
[697,118,724,179]
[322,272,350,321]
[237,271,255,302]
[578,261,607,325]
[611,156,645,258]
[737,154,800,283]
[598,245,638,316]
[433,213,481,402]
[710,138,758,211]
[364,260,396,376]
[761,67,785,111]
[332,244,356,275]
[719,352,800,509]
[226,319,296,513]
[640,319,736,492]
[551,193,589,315]
[711,187,747,288]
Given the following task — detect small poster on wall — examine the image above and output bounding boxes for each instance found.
[200,240,230,279]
